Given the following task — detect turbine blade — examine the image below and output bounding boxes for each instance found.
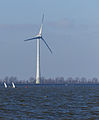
[24,37,37,41]
[41,37,52,54]
[39,14,44,35]
[42,13,44,24]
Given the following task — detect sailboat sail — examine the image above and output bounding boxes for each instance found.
[12,82,15,88]
[4,82,7,88]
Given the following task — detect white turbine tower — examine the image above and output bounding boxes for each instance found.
[24,14,52,84]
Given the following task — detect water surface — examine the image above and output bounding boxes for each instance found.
[0,84,99,120]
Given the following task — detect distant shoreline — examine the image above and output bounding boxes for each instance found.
[0,83,99,86]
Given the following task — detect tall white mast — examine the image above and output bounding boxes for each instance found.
[36,39,40,84]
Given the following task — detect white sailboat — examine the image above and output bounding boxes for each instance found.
[12,82,15,88]
[4,82,7,88]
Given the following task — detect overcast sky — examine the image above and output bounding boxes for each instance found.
[0,0,99,80]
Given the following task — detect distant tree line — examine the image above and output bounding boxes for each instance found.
[0,76,99,84]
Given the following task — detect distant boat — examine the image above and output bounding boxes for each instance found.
[4,82,7,88]
[12,82,16,88]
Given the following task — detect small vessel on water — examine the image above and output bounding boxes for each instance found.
[12,82,16,88]
[4,82,7,88]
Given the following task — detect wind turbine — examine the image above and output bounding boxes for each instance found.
[24,14,52,84]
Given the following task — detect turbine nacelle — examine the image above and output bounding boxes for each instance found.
[34,34,42,39]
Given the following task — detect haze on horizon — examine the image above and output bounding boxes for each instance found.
[0,0,99,80]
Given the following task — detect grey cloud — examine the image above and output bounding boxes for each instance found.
[48,18,74,29]
[0,24,37,30]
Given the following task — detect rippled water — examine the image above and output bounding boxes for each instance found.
[0,84,99,120]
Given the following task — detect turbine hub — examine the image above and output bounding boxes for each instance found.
[35,34,42,39]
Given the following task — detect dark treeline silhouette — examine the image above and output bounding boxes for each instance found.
[0,76,99,84]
